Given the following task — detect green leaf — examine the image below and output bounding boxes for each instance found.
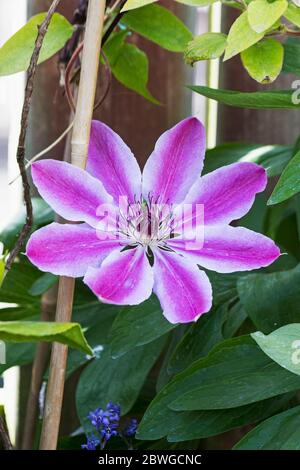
[234,405,300,449]
[0,197,54,250]
[0,321,92,355]
[168,336,300,412]
[247,0,288,33]
[0,13,74,76]
[122,4,193,52]
[284,2,300,27]
[76,337,166,432]
[189,85,300,109]
[0,249,4,287]
[204,142,293,177]
[241,39,283,84]
[138,336,300,439]
[121,0,157,12]
[224,11,264,61]
[167,394,292,442]
[28,273,57,296]
[109,296,174,358]
[184,33,227,65]
[0,342,34,376]
[176,0,218,4]
[105,32,159,104]
[0,261,41,321]
[283,37,300,76]
[268,150,300,205]
[238,264,300,333]
[252,324,300,376]
[167,304,227,374]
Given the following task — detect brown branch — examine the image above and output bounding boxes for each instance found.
[5,0,61,273]
[0,415,13,450]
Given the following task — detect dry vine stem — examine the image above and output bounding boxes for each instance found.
[39,0,106,450]
[5,0,61,274]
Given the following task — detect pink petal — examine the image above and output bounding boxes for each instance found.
[26,223,124,277]
[87,120,142,203]
[153,249,212,324]
[142,117,206,204]
[31,160,114,228]
[84,246,153,305]
[182,162,267,225]
[168,225,280,273]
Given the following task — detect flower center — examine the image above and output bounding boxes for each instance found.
[118,197,174,249]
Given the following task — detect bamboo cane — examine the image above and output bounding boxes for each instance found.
[39,0,106,450]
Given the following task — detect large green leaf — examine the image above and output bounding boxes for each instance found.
[0,342,34,376]
[241,39,283,84]
[0,197,54,250]
[184,33,227,65]
[234,405,300,450]
[166,394,292,442]
[109,296,174,358]
[283,37,300,76]
[122,4,192,52]
[189,85,300,109]
[0,13,74,76]
[28,273,57,296]
[104,32,159,104]
[224,11,264,61]
[168,336,300,412]
[252,324,300,376]
[76,337,166,432]
[284,2,300,27]
[238,264,300,333]
[0,260,41,321]
[0,321,92,355]
[268,150,300,205]
[206,271,239,305]
[121,0,157,11]
[138,336,300,439]
[167,304,227,374]
[66,307,118,377]
[247,0,288,33]
[204,142,292,177]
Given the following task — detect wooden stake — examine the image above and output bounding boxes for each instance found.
[39,0,106,450]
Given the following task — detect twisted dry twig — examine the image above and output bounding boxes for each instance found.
[5,0,62,273]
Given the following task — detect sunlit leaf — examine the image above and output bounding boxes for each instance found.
[185,33,227,65]
[252,324,300,376]
[224,11,264,61]
[0,13,74,76]
[247,0,287,33]
[241,39,283,83]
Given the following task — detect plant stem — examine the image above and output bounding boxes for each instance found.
[21,285,57,450]
[0,414,13,450]
[39,0,106,450]
[4,0,61,274]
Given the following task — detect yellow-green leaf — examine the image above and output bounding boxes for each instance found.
[121,0,157,11]
[185,32,227,65]
[0,321,93,355]
[284,3,300,27]
[241,39,283,83]
[176,0,219,5]
[247,0,288,33]
[224,11,264,61]
[0,13,74,76]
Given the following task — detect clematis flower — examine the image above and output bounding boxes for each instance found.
[26,118,280,324]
